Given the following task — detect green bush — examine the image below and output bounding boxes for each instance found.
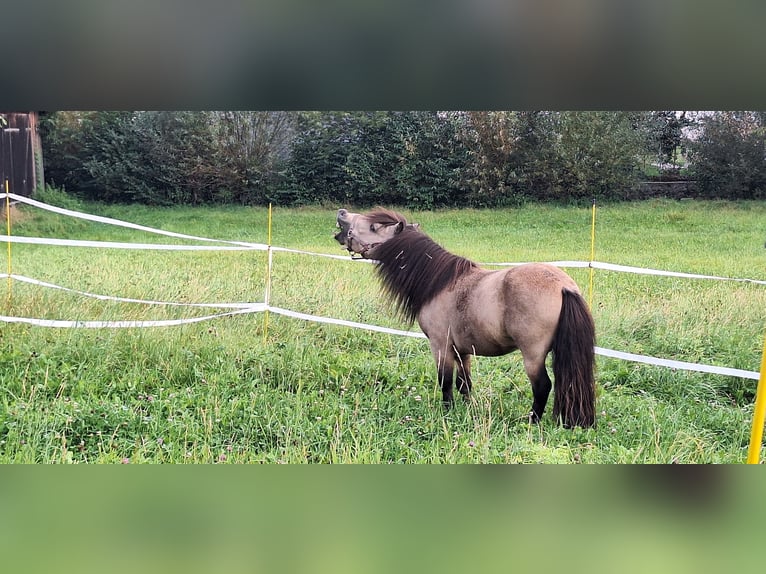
[33,184,85,211]
[687,112,766,199]
[39,110,766,207]
[40,112,295,206]
[281,111,469,208]
[458,111,645,204]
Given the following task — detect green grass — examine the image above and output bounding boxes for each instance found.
[1,198,765,463]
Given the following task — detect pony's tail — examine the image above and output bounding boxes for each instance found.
[552,288,596,428]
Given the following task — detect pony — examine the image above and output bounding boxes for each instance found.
[335,208,596,428]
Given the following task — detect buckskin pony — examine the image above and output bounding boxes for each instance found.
[335,208,596,428]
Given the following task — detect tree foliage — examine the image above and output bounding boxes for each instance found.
[39,110,765,207]
[457,111,644,203]
[643,111,693,169]
[40,111,296,205]
[458,111,526,205]
[281,111,469,208]
[686,112,766,199]
[213,111,295,204]
[551,111,645,199]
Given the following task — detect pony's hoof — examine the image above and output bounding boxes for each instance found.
[528,411,542,424]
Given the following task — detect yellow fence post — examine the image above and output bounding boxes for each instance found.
[262,203,273,343]
[588,197,596,309]
[5,180,11,304]
[746,330,766,463]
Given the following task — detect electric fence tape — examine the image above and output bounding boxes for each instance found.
[1,192,762,380]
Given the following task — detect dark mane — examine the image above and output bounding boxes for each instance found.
[366,209,409,227]
[370,225,478,324]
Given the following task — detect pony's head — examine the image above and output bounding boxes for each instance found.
[335,208,419,258]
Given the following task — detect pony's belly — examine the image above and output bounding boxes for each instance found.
[419,286,515,357]
[454,334,516,357]
[446,315,516,356]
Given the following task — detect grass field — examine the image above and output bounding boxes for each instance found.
[1,193,765,463]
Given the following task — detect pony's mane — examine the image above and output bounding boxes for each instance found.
[366,209,409,227]
[370,225,478,324]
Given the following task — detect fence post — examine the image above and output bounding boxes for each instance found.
[588,197,596,309]
[5,180,11,304]
[262,203,273,343]
[746,330,766,463]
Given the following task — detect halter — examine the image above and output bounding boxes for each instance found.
[346,224,378,258]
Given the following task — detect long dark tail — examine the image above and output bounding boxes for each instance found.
[552,288,596,428]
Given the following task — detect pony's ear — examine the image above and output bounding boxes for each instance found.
[411,223,420,230]
[395,221,405,233]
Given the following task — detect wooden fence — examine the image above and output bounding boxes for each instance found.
[1,112,44,197]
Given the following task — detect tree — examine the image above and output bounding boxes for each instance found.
[551,111,644,200]
[644,111,694,170]
[39,111,89,192]
[39,110,696,206]
[282,111,468,207]
[135,111,223,204]
[280,112,363,205]
[457,111,644,203]
[687,112,766,199]
[77,111,146,202]
[40,111,298,205]
[457,111,522,205]
[505,111,560,200]
[385,111,469,208]
[212,112,296,204]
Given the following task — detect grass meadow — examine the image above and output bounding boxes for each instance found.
[1,194,765,463]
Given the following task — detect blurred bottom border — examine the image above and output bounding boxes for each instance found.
[0,465,761,574]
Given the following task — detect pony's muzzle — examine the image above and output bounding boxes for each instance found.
[335,209,352,247]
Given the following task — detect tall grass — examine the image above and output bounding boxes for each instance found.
[1,198,764,462]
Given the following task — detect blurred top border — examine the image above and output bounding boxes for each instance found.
[3,0,765,110]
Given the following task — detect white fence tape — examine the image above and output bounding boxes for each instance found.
[5,191,765,283]
[2,272,760,379]
[483,260,766,285]
[271,246,375,262]
[269,309,760,380]
[2,193,763,379]
[0,306,263,328]
[484,260,591,268]
[268,306,428,339]
[590,261,766,286]
[594,346,759,380]
[2,192,266,249]
[265,307,761,380]
[3,236,264,251]
[0,274,258,309]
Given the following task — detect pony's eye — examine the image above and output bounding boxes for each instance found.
[370,224,376,232]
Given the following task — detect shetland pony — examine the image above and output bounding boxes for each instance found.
[335,208,596,428]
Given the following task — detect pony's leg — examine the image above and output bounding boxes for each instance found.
[455,353,473,400]
[432,345,456,406]
[522,353,552,424]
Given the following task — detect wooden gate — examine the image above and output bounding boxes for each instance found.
[1,112,44,197]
